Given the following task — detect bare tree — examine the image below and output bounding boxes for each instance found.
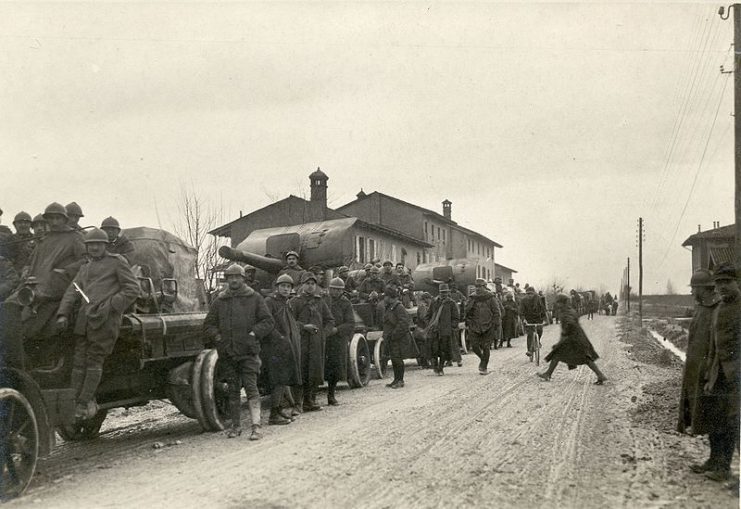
[171,184,228,292]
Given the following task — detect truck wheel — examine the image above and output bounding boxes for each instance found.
[190,350,209,430]
[348,334,371,388]
[373,337,389,379]
[57,410,107,441]
[0,388,39,501]
[166,361,198,419]
[199,350,229,431]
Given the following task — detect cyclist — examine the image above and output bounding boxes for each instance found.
[519,286,547,358]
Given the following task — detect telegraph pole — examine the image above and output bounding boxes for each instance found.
[638,218,643,323]
[720,4,741,271]
[627,257,630,311]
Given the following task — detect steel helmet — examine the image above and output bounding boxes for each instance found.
[243,264,256,273]
[65,202,84,217]
[13,211,32,224]
[101,216,121,229]
[689,269,714,287]
[338,265,349,274]
[285,250,299,260]
[32,213,46,224]
[382,260,393,267]
[369,266,380,274]
[275,273,294,286]
[224,264,246,277]
[329,277,345,289]
[299,272,317,284]
[84,227,109,244]
[363,263,373,271]
[43,202,69,220]
[475,278,487,286]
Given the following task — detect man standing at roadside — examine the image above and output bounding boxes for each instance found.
[679,270,719,470]
[465,278,501,375]
[702,264,741,484]
[326,277,354,405]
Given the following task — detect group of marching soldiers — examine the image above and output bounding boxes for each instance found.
[0,202,138,425]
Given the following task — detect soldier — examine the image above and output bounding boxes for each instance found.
[31,213,48,237]
[0,254,19,302]
[100,217,135,263]
[493,276,504,298]
[12,202,86,367]
[358,265,385,303]
[399,270,416,308]
[465,278,501,375]
[65,202,85,232]
[520,286,547,359]
[380,260,400,287]
[277,250,305,287]
[537,293,607,384]
[501,292,519,348]
[415,292,433,368]
[10,211,35,272]
[263,273,302,424]
[383,286,411,388]
[0,207,12,237]
[203,264,275,439]
[702,264,741,483]
[448,283,466,366]
[243,265,261,292]
[337,265,358,295]
[426,283,460,376]
[56,228,140,420]
[326,277,354,405]
[290,272,335,412]
[678,270,719,469]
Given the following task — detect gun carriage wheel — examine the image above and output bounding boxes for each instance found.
[0,388,39,501]
[199,349,230,431]
[371,334,389,379]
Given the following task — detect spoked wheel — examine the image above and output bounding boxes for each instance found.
[190,350,209,429]
[200,349,230,431]
[0,388,39,501]
[373,337,390,379]
[348,334,371,388]
[57,410,108,441]
[166,361,199,419]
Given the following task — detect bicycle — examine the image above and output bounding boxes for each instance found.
[523,321,546,366]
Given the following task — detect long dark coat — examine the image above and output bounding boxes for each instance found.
[704,292,741,433]
[57,253,140,351]
[426,296,459,359]
[545,307,599,368]
[290,291,335,386]
[263,293,302,387]
[326,294,354,382]
[502,299,519,340]
[383,299,413,359]
[203,284,275,360]
[678,298,718,434]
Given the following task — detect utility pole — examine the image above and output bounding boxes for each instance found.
[638,218,643,323]
[720,4,741,272]
[627,257,630,311]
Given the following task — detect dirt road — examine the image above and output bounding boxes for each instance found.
[9,315,738,508]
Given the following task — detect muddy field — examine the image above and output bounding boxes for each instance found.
[8,314,738,508]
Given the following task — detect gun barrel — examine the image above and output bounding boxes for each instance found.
[218,246,285,274]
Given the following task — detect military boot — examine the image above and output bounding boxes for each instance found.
[291,386,304,415]
[327,383,339,406]
[75,368,102,420]
[269,407,291,425]
[248,397,262,440]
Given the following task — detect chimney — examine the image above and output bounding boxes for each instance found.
[442,199,452,220]
[698,224,701,233]
[357,188,367,199]
[308,167,328,221]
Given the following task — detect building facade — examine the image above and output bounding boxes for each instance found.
[682,223,735,272]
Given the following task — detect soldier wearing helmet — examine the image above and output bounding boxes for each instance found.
[0,207,12,238]
[380,260,400,288]
[65,202,85,232]
[100,216,135,264]
[325,277,353,406]
[277,250,305,290]
[7,211,35,272]
[677,269,719,454]
[204,263,275,440]
[31,213,48,237]
[337,265,358,295]
[56,228,140,421]
[290,271,335,412]
[8,202,86,368]
[263,273,302,423]
[358,265,385,304]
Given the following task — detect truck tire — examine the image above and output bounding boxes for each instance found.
[347,334,371,388]
[0,388,39,501]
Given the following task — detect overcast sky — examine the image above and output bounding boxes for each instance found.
[1,2,734,293]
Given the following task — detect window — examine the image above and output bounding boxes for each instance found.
[437,227,441,240]
[442,230,446,242]
[424,221,428,240]
[431,227,434,240]
[417,251,421,265]
[391,244,397,262]
[368,238,376,261]
[356,236,366,263]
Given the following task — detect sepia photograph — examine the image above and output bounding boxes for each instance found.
[0,1,739,507]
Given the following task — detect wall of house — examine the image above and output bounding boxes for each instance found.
[339,195,425,243]
[350,227,425,271]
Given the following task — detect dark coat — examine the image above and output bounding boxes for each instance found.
[23,226,86,301]
[502,299,519,340]
[9,232,35,273]
[203,284,275,360]
[704,291,741,432]
[277,265,306,287]
[0,256,19,302]
[383,299,413,359]
[290,291,335,386]
[464,291,502,334]
[678,297,719,434]
[545,307,599,368]
[519,292,546,324]
[358,277,385,302]
[263,293,302,387]
[326,293,354,382]
[426,296,459,358]
[108,234,135,264]
[57,253,140,350]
